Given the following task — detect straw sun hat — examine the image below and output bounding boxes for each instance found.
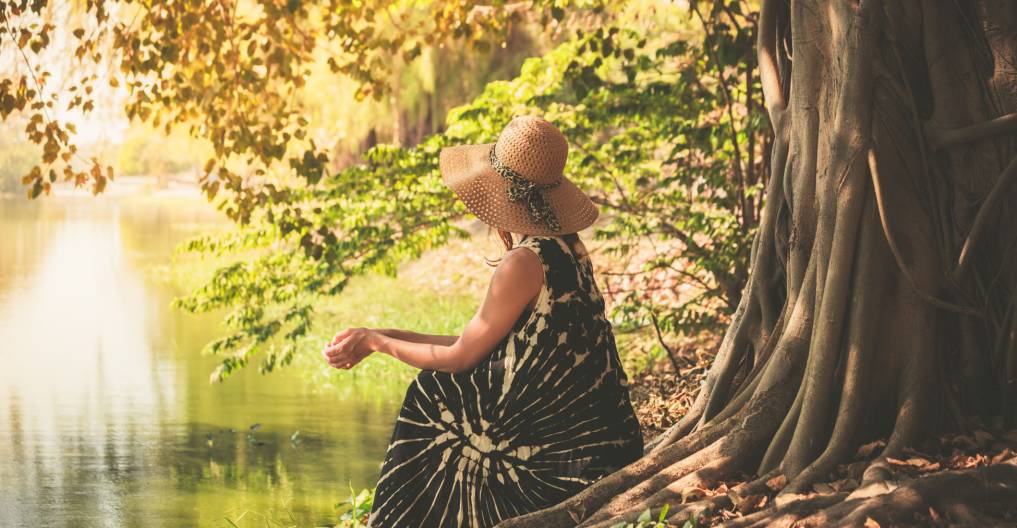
[439,115,598,236]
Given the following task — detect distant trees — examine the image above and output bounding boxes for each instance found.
[115,125,205,179]
[0,126,38,194]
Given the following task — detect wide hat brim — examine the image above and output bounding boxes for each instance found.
[439,142,599,236]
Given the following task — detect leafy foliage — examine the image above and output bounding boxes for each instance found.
[4,1,768,379]
[174,1,767,380]
[0,0,585,207]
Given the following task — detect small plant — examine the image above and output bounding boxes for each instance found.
[335,485,374,527]
[609,503,671,528]
[606,505,710,528]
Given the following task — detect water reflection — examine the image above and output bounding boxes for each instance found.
[0,193,401,528]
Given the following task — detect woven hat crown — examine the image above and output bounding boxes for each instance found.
[494,116,568,185]
[437,114,597,236]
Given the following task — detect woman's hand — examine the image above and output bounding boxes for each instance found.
[323,327,376,370]
[357,247,542,373]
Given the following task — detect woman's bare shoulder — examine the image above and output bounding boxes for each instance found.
[498,245,543,277]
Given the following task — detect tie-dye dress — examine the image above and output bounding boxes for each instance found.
[368,235,643,528]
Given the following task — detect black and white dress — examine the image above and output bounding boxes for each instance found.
[368,235,643,528]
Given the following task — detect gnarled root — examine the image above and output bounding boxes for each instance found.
[721,459,1017,528]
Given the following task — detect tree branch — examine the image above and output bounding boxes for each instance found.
[649,311,684,373]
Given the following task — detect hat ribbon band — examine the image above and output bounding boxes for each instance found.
[489,145,562,232]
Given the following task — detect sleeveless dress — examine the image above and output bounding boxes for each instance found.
[368,235,643,528]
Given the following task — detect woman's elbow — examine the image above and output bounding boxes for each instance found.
[447,358,479,374]
[445,347,489,374]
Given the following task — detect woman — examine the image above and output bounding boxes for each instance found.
[323,116,643,527]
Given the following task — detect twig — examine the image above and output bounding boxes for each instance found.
[1,13,96,171]
[649,311,683,373]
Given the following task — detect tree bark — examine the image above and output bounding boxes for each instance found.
[496,1,1017,525]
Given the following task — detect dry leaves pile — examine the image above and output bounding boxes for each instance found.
[626,347,714,445]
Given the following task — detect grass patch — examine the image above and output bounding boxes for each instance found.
[297,272,481,396]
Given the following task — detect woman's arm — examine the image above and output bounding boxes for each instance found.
[374,329,458,346]
[324,247,543,374]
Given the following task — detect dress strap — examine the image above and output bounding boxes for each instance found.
[513,235,554,306]
[513,235,543,266]
[515,234,542,253]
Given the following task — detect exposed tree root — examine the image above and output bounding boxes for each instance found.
[720,459,1017,528]
[663,470,784,526]
[578,404,787,528]
[492,0,1017,525]
[718,492,847,528]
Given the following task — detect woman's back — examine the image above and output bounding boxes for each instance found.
[369,235,643,528]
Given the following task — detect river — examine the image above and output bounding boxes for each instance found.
[0,189,403,527]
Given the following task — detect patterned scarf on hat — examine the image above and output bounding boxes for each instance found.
[489,145,562,232]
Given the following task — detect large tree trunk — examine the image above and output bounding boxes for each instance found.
[497,1,1017,526]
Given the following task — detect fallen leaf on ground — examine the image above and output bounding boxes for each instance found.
[855,439,886,459]
[735,494,767,513]
[990,448,1015,465]
[812,482,835,493]
[885,457,940,472]
[765,474,788,491]
[680,487,707,503]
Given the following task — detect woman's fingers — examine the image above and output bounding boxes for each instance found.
[328,355,354,369]
[323,328,372,370]
[324,332,366,370]
[326,348,353,369]
[324,333,356,358]
[328,326,368,346]
[330,328,353,345]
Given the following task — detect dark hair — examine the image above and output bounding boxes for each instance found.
[485,229,580,267]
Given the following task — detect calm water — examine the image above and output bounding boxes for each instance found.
[0,191,403,527]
